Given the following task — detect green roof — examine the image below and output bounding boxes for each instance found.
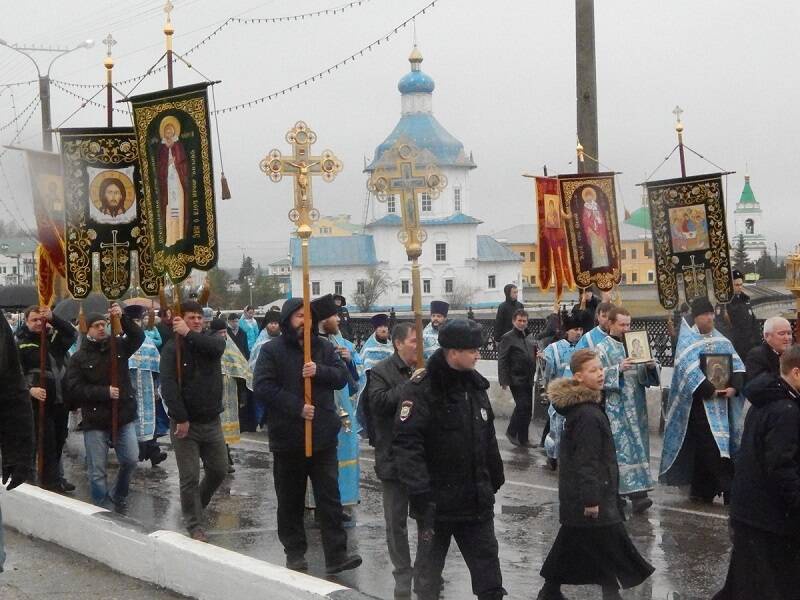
[624,206,651,230]
[739,176,756,204]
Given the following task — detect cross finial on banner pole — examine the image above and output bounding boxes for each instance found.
[672,105,684,123]
[164,0,174,23]
[102,33,117,57]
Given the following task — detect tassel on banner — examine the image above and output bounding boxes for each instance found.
[78,302,87,334]
[221,172,232,199]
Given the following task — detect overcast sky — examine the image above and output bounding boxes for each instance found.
[0,0,797,268]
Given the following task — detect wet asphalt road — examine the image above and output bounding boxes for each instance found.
[57,418,729,600]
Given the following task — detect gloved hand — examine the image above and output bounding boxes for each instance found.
[2,463,31,491]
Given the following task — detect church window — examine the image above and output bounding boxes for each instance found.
[435,243,447,262]
[319,226,332,235]
[357,280,366,295]
[454,187,462,212]
[745,219,754,234]
[520,252,526,261]
[631,272,638,283]
[488,274,496,289]
[445,279,454,293]
[421,193,432,212]
[423,279,431,294]
[644,242,652,258]
[530,274,536,284]
[387,195,396,213]
[621,273,627,284]
[647,271,654,282]
[530,252,535,262]
[312,281,320,296]
[334,281,343,295]
[631,248,637,260]
[401,280,410,294]
[621,248,627,259]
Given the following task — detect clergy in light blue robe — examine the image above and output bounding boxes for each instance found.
[423,301,449,360]
[659,319,746,489]
[543,338,580,460]
[356,329,394,434]
[238,311,259,352]
[129,335,161,443]
[575,324,608,350]
[595,334,655,496]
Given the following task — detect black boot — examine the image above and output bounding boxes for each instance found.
[537,580,568,600]
[226,444,235,473]
[601,585,623,600]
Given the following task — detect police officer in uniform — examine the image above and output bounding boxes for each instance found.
[393,319,506,600]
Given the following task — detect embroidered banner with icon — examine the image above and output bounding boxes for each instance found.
[60,128,160,299]
[558,172,622,291]
[535,176,574,300]
[644,173,733,309]
[128,82,218,282]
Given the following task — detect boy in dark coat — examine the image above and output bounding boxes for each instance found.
[537,349,654,600]
[713,345,800,599]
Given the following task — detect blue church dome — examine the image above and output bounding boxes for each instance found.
[398,70,435,94]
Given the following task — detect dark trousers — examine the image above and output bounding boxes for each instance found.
[688,396,733,499]
[272,445,348,564]
[381,479,413,598]
[506,385,533,444]
[414,517,505,600]
[170,417,229,532]
[32,401,68,487]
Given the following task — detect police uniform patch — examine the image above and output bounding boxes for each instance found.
[480,408,488,421]
[399,400,413,421]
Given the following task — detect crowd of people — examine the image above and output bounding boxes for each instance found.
[0,272,799,600]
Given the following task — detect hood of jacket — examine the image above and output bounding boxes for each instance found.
[426,347,490,396]
[547,377,602,410]
[744,372,798,408]
[279,297,304,338]
[503,283,516,302]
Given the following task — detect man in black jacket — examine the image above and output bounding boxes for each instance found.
[226,312,249,359]
[394,319,506,600]
[717,270,761,360]
[0,309,34,572]
[252,297,361,574]
[498,308,538,448]
[160,300,227,542]
[65,304,144,508]
[16,304,77,491]
[364,321,419,599]
[493,283,523,342]
[713,345,800,600]
[745,316,792,383]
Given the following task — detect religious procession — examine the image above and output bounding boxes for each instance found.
[0,1,798,600]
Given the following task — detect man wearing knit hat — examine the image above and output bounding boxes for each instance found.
[422,300,449,361]
[394,319,506,600]
[65,303,144,509]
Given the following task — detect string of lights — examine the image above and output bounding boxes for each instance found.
[0,79,38,89]
[0,97,41,160]
[0,95,39,134]
[214,0,439,114]
[51,0,375,91]
[51,80,132,116]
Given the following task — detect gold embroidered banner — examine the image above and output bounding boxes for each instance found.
[644,173,733,309]
[535,176,574,301]
[558,172,621,291]
[128,82,218,282]
[60,128,160,299]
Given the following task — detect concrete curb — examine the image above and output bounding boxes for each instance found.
[0,485,374,600]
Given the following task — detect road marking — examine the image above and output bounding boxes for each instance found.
[239,437,728,521]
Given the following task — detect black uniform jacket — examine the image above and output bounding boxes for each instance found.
[65,315,144,431]
[393,349,505,522]
[0,312,33,472]
[549,377,623,527]
[497,327,536,388]
[253,323,349,453]
[16,313,77,406]
[745,342,781,384]
[363,352,414,480]
[160,330,226,424]
[493,284,524,342]
[731,374,800,536]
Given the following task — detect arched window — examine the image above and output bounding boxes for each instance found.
[745,219,754,235]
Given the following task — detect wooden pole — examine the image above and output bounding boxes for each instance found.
[36,315,47,483]
[301,236,313,458]
[411,258,424,367]
[109,308,122,445]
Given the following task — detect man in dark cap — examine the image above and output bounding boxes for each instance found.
[226,312,249,360]
[659,296,746,504]
[498,308,538,448]
[65,303,144,509]
[394,319,506,600]
[252,297,361,574]
[15,303,77,491]
[361,312,394,372]
[423,301,449,360]
[160,300,228,541]
[247,306,282,430]
[493,283,524,343]
[333,294,354,342]
[716,270,760,359]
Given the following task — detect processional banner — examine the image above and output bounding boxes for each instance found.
[17,148,66,305]
[535,176,574,300]
[128,82,218,282]
[60,128,160,299]
[644,173,733,309]
[558,172,621,291]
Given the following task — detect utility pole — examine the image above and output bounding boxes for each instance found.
[0,39,94,151]
[575,0,598,174]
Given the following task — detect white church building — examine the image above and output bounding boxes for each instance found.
[290,47,522,310]
[731,174,768,263]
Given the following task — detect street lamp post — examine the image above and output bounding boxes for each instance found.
[246,275,255,307]
[0,38,94,151]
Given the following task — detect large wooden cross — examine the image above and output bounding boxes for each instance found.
[367,140,446,365]
[260,121,342,457]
